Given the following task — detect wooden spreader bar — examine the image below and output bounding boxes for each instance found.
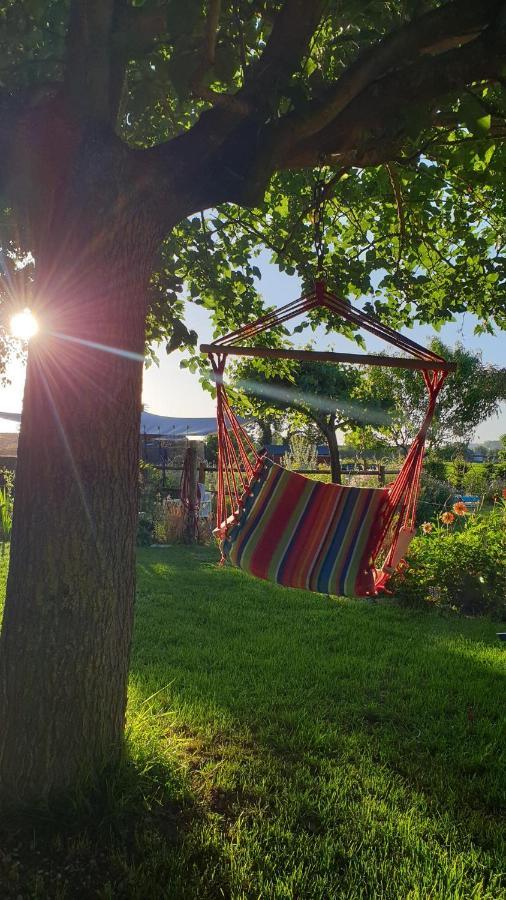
[200,343,457,373]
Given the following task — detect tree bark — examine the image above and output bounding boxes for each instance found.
[0,196,159,804]
[259,420,273,446]
[322,422,342,485]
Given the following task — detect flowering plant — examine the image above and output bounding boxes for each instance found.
[391,500,506,617]
[440,511,455,525]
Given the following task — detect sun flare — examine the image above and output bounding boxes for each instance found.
[10,308,39,340]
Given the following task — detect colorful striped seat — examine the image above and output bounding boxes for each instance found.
[206,283,451,598]
[223,459,388,597]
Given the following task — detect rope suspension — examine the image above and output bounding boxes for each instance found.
[202,283,453,597]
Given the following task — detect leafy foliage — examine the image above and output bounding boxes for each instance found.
[137,461,161,546]
[230,355,391,479]
[351,341,506,453]
[1,2,506,354]
[0,471,13,550]
[416,473,456,525]
[282,433,318,472]
[392,502,506,617]
[344,427,392,470]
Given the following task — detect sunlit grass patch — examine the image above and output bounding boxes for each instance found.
[0,544,504,898]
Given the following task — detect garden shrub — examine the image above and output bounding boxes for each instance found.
[0,468,14,550]
[462,466,488,497]
[137,512,154,547]
[448,457,469,490]
[282,434,318,471]
[495,462,506,480]
[137,461,161,546]
[416,474,454,523]
[423,458,447,481]
[346,473,379,488]
[484,462,497,483]
[391,502,506,618]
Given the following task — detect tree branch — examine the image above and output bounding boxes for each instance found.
[239,0,328,109]
[143,0,328,212]
[64,0,117,122]
[191,0,222,99]
[386,163,405,265]
[111,3,168,58]
[261,0,499,162]
[277,29,506,168]
[141,0,506,223]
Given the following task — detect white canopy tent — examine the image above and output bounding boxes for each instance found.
[0,410,219,437]
[140,412,217,437]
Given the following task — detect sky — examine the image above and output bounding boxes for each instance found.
[1,252,505,442]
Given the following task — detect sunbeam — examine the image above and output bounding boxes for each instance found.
[235,377,392,425]
[50,332,144,362]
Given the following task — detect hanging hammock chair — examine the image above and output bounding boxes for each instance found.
[201,282,454,598]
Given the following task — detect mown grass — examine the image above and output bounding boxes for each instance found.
[0,546,505,898]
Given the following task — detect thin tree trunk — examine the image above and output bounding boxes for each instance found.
[259,421,273,446]
[0,224,157,806]
[323,422,342,484]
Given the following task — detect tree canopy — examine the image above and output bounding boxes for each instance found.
[231,355,392,481]
[349,340,506,453]
[1,0,506,350]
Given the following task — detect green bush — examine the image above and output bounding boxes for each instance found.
[137,512,154,547]
[416,474,454,523]
[461,466,488,497]
[423,458,446,481]
[448,457,469,490]
[0,469,14,550]
[484,462,497,483]
[391,502,506,618]
[495,461,506,480]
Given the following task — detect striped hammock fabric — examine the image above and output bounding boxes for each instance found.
[223,459,388,597]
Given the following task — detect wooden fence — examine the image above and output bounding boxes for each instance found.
[152,462,400,493]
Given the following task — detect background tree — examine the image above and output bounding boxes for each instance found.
[231,356,392,483]
[351,342,506,454]
[1,0,506,807]
[343,427,392,472]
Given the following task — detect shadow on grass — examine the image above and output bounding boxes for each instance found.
[132,547,505,837]
[3,545,502,898]
[0,737,202,898]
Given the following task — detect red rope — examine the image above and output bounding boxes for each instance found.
[371,369,447,586]
[211,353,261,532]
[209,281,449,590]
[210,282,446,368]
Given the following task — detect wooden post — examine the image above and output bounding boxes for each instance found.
[378,464,385,486]
[198,461,206,484]
[183,443,199,544]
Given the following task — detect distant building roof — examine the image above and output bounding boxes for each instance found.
[0,433,19,458]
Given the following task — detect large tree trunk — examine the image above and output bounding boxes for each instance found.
[0,201,159,805]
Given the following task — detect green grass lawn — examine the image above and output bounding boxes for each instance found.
[0,546,505,899]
